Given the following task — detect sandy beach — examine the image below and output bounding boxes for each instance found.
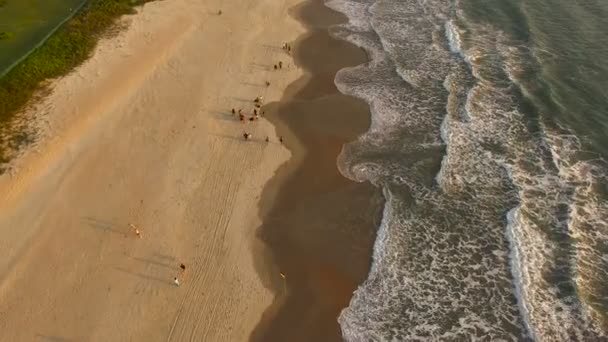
[0,0,304,340]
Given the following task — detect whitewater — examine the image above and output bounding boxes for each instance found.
[329,0,608,340]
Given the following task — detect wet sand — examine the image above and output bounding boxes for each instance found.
[251,0,383,341]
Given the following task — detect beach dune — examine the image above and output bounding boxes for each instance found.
[0,0,302,340]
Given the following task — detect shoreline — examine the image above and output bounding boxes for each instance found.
[0,0,306,340]
[251,0,382,340]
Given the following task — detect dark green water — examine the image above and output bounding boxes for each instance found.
[461,0,608,337]
[0,0,87,76]
[465,0,608,157]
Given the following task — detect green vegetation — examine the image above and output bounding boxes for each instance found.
[0,0,154,167]
[0,0,7,8]
[0,31,14,40]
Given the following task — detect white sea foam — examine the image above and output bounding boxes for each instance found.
[506,205,537,341]
[328,0,608,339]
[445,20,465,58]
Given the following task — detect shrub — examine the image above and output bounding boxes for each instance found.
[0,31,14,41]
[0,0,155,166]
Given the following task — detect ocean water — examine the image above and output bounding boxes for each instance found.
[329,0,608,340]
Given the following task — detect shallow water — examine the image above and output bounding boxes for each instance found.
[331,0,608,339]
[0,0,86,76]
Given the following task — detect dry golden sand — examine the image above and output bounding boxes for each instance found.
[0,0,304,340]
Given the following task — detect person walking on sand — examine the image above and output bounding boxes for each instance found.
[265,136,270,143]
[129,223,142,238]
[174,277,180,287]
[180,263,186,272]
[278,61,283,69]
[231,108,236,114]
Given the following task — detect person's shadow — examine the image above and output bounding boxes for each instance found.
[35,334,74,342]
[82,216,126,236]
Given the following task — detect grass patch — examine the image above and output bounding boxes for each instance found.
[0,31,14,41]
[0,0,155,169]
[0,0,6,8]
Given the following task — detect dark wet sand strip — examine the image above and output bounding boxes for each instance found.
[251,0,383,341]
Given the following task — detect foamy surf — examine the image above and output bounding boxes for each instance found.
[328,0,608,339]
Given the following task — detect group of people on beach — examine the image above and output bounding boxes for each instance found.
[124,42,295,289]
[236,96,285,144]
[235,96,283,144]
[234,42,294,144]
